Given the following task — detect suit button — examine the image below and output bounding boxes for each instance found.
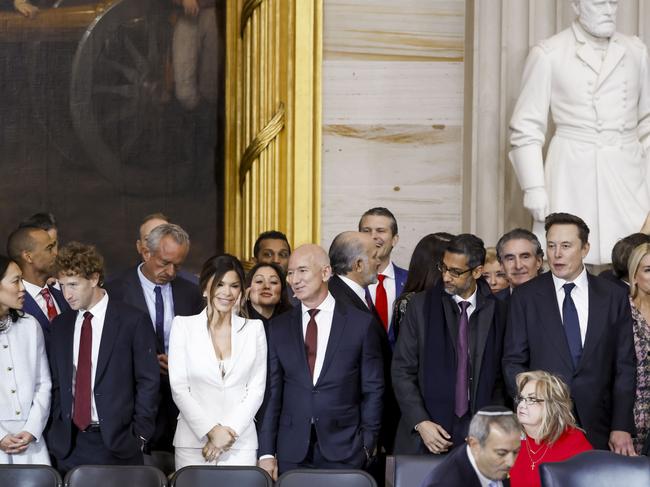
[7,367,12,371]
[10,389,15,394]
[2,345,7,349]
[15,411,20,415]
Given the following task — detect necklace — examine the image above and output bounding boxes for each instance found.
[0,314,12,333]
[525,437,550,471]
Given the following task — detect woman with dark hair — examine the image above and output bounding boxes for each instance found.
[169,254,267,469]
[244,262,292,330]
[392,232,453,340]
[0,255,51,465]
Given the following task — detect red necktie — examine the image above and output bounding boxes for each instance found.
[73,311,93,431]
[40,288,58,321]
[375,274,388,330]
[305,309,319,378]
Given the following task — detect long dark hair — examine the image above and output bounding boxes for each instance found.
[401,232,454,295]
[199,254,248,319]
[0,255,23,323]
[245,262,292,317]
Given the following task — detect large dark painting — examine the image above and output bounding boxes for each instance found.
[0,0,224,274]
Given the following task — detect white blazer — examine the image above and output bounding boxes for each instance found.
[0,314,51,440]
[168,309,267,449]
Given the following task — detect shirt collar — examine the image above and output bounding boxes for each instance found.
[301,291,335,315]
[23,279,48,298]
[137,263,171,292]
[466,445,499,487]
[82,290,109,316]
[552,265,588,293]
[452,286,478,309]
[337,275,368,304]
[380,261,395,279]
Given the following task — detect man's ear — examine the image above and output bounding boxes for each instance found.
[21,249,32,264]
[89,272,101,288]
[472,265,484,280]
[322,265,332,282]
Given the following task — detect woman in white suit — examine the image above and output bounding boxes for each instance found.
[0,255,51,465]
[169,254,267,469]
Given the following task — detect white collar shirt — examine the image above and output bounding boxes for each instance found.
[367,261,396,328]
[552,266,589,345]
[452,287,478,321]
[72,291,109,423]
[338,274,370,308]
[301,292,336,385]
[137,264,175,353]
[23,279,61,317]
[466,445,503,487]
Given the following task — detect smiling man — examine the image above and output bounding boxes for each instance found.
[494,228,544,300]
[503,212,636,454]
[46,242,159,475]
[392,234,507,454]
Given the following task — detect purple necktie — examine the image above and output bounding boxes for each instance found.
[455,301,470,417]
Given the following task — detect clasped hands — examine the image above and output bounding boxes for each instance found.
[202,424,238,462]
[0,431,34,455]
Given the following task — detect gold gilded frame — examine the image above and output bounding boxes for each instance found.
[224,0,322,260]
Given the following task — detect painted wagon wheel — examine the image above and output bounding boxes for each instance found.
[70,0,203,195]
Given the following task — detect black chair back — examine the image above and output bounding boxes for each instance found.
[277,469,376,487]
[385,455,447,487]
[170,466,272,487]
[540,450,650,487]
[0,465,62,487]
[64,465,167,487]
[144,451,175,476]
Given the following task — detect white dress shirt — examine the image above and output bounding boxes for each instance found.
[23,280,61,317]
[552,266,589,345]
[367,261,396,328]
[467,445,503,487]
[301,292,336,385]
[72,291,108,423]
[137,264,175,353]
[338,275,370,308]
[452,287,478,321]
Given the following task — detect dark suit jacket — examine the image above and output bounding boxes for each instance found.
[392,279,507,454]
[258,299,384,463]
[421,443,510,487]
[46,298,160,460]
[502,272,635,449]
[598,269,629,291]
[23,284,70,351]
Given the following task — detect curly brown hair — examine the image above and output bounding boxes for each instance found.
[55,242,105,285]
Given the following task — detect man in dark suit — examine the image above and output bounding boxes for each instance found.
[359,207,408,346]
[105,223,202,452]
[598,232,650,290]
[421,406,520,487]
[503,212,636,454]
[257,244,384,479]
[47,242,159,475]
[494,228,544,301]
[7,226,69,350]
[392,234,507,454]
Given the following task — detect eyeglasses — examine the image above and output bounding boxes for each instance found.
[437,263,475,278]
[515,396,545,406]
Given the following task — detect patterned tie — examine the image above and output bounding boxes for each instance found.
[73,311,93,431]
[40,288,58,321]
[375,274,388,330]
[305,309,319,378]
[154,286,165,354]
[455,301,471,418]
[562,283,583,368]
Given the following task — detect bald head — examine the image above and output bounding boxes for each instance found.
[329,231,380,287]
[287,244,331,308]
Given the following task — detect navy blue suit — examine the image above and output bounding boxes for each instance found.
[46,298,159,469]
[388,264,408,347]
[23,284,69,352]
[105,266,203,451]
[258,299,384,470]
[420,444,510,487]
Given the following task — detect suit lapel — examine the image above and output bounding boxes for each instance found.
[596,34,625,90]
[537,273,574,371]
[125,269,148,315]
[95,301,121,385]
[442,293,459,354]
[59,312,77,414]
[472,290,494,398]
[578,274,608,372]
[316,302,346,386]
[291,306,313,385]
[227,314,247,376]
[23,292,50,332]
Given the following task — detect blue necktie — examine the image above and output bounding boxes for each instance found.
[562,283,582,368]
[154,286,165,354]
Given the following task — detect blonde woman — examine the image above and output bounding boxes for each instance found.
[510,370,592,487]
[628,243,650,454]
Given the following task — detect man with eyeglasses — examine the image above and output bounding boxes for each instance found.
[392,234,508,455]
[503,212,636,455]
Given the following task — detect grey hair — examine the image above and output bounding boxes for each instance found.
[146,223,190,253]
[468,406,520,447]
[495,228,544,263]
[329,232,368,276]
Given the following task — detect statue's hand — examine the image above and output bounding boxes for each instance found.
[523,187,548,222]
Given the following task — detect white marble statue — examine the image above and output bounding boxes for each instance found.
[509,0,650,265]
